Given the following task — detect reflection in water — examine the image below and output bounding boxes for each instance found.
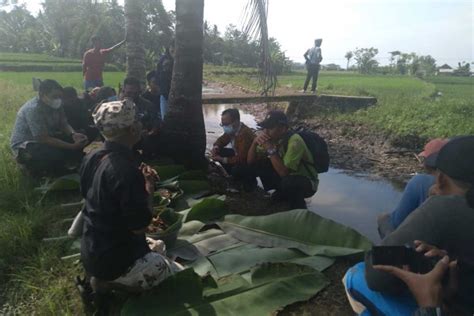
[308,169,402,242]
[202,102,403,243]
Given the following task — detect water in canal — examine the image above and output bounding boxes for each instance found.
[202,94,402,243]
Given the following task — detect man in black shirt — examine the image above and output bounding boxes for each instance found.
[80,99,181,290]
[121,77,161,159]
[142,71,161,119]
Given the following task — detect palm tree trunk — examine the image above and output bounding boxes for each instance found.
[124,0,147,83]
[162,0,206,169]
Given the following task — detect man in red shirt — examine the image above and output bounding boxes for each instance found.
[82,36,125,91]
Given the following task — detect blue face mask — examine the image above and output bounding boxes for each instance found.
[223,125,234,135]
[107,95,118,102]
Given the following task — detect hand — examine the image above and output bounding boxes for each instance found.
[212,155,224,163]
[72,132,88,143]
[414,240,448,258]
[428,184,441,196]
[255,132,270,146]
[140,163,160,182]
[374,256,455,308]
[148,128,159,136]
[211,146,220,156]
[262,142,276,151]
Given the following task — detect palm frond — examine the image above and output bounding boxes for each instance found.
[242,0,277,96]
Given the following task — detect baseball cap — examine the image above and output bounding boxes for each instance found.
[92,99,137,136]
[257,110,288,129]
[419,138,449,168]
[435,136,474,185]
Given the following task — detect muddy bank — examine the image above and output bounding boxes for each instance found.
[205,80,426,184]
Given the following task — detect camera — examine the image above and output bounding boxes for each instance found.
[371,245,439,274]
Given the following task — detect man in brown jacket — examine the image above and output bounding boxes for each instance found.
[211,108,255,178]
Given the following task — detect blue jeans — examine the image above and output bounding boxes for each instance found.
[344,262,417,315]
[160,95,168,119]
[84,79,104,91]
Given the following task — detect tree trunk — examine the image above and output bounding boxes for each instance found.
[162,0,206,169]
[124,0,147,83]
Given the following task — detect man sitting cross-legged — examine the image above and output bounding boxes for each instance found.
[80,99,182,295]
[10,79,88,176]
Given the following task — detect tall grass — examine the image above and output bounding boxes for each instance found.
[0,79,83,314]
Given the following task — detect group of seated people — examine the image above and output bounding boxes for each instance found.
[211,108,319,209]
[9,76,474,315]
[10,73,164,177]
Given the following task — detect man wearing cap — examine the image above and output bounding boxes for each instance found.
[79,99,182,292]
[245,110,318,209]
[377,138,449,239]
[302,38,323,93]
[10,79,88,176]
[344,136,474,315]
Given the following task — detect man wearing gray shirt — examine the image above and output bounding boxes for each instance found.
[11,79,88,176]
[302,38,323,93]
[344,136,474,315]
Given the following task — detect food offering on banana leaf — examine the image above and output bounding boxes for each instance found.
[153,182,184,207]
[146,208,183,247]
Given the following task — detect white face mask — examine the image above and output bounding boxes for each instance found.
[48,98,62,109]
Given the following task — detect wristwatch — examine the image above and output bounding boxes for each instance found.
[266,148,278,157]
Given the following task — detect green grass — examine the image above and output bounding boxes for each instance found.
[205,66,474,138]
[0,71,126,91]
[0,52,121,72]
[0,52,80,63]
[0,79,83,314]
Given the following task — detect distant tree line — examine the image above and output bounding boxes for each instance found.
[344,48,471,77]
[0,1,292,73]
[203,22,292,75]
[0,0,173,68]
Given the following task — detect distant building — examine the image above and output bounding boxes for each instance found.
[322,63,342,71]
[437,64,454,75]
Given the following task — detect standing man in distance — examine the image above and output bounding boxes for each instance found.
[82,35,125,91]
[302,38,323,94]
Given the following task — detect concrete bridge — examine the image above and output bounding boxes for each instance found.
[202,93,377,118]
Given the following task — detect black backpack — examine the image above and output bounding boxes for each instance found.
[286,130,330,174]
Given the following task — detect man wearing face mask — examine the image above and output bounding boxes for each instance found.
[121,77,161,159]
[10,79,88,176]
[211,108,255,177]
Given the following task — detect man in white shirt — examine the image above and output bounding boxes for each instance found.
[302,38,323,93]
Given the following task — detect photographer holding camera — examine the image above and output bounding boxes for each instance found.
[344,136,474,315]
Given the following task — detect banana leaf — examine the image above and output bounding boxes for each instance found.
[121,262,329,316]
[189,243,334,278]
[218,209,372,257]
[178,170,208,180]
[153,164,186,181]
[177,180,211,195]
[35,174,80,194]
[185,198,228,223]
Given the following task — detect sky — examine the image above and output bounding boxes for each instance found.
[10,0,474,67]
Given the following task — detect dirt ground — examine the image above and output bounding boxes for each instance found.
[205,80,431,315]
